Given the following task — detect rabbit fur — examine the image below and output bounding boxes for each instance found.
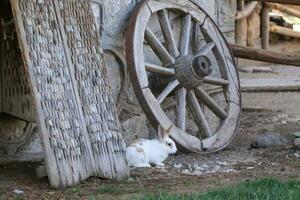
[126,126,177,168]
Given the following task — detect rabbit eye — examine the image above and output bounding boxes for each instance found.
[167,143,172,147]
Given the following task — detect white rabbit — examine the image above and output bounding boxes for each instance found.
[126,126,177,168]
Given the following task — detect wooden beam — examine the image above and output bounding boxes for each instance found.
[270,24,300,39]
[230,43,300,66]
[250,0,300,6]
[269,3,300,18]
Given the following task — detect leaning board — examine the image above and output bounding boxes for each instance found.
[10,0,129,188]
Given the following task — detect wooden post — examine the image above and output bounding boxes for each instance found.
[247,12,256,47]
[261,3,270,49]
[236,0,248,46]
[236,2,258,20]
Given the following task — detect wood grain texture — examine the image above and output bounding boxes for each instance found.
[10,0,129,188]
[230,44,300,66]
[261,3,270,49]
[251,0,300,6]
[126,0,241,154]
[0,1,36,122]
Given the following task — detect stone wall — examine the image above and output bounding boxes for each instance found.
[0,0,236,163]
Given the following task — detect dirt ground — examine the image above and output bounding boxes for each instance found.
[0,109,299,200]
[1,41,300,199]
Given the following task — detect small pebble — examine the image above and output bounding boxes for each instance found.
[173,163,182,169]
[295,138,300,148]
[294,153,300,158]
[13,189,24,195]
[247,167,255,170]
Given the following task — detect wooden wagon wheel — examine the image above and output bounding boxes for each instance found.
[126,0,241,153]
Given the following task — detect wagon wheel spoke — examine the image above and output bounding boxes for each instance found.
[194,87,227,119]
[127,1,241,153]
[157,80,180,104]
[179,14,192,56]
[145,62,175,76]
[195,42,215,56]
[203,77,229,86]
[187,90,212,138]
[200,19,229,81]
[176,88,187,131]
[158,9,180,57]
[193,22,201,52]
[145,27,175,65]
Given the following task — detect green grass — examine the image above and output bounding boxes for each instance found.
[136,178,300,200]
[97,184,124,194]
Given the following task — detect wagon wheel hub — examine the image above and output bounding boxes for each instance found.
[126,0,241,154]
[174,54,212,89]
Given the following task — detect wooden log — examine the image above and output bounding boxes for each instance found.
[261,3,270,49]
[230,43,300,66]
[269,3,300,18]
[270,24,300,39]
[236,2,258,20]
[236,0,248,45]
[251,0,300,6]
[247,12,256,47]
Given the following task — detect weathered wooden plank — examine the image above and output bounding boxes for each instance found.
[0,1,36,122]
[10,0,129,188]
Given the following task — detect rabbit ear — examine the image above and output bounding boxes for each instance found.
[157,125,165,141]
[158,125,172,141]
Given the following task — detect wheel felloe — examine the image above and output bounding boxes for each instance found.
[126,0,241,154]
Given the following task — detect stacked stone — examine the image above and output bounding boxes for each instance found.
[13,0,128,188]
[58,0,128,179]
[17,0,95,187]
